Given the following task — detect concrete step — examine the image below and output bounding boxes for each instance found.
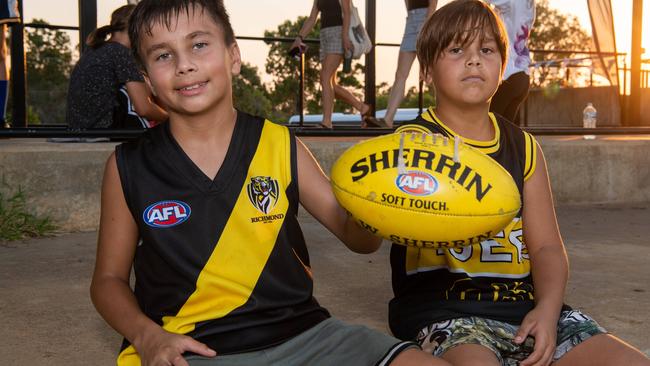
[0,205,648,365]
[1,135,650,231]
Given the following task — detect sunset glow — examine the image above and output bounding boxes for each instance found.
[22,0,650,88]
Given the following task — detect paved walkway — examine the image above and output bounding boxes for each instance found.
[1,205,648,365]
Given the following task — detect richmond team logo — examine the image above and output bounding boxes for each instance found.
[396,171,438,196]
[247,176,280,214]
[143,200,191,228]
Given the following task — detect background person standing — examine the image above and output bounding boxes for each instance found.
[487,0,536,125]
[384,0,437,128]
[291,0,380,129]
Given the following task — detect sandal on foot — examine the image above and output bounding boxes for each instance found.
[361,115,385,128]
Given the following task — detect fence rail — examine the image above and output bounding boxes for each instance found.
[3,125,650,139]
[3,23,649,137]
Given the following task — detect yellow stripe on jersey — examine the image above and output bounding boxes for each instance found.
[523,132,537,181]
[117,121,291,366]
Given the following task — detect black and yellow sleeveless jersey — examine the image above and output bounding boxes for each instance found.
[389,108,538,340]
[115,112,329,365]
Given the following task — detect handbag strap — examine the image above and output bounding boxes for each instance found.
[339,0,362,27]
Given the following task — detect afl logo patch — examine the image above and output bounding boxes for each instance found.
[143,200,191,228]
[247,176,279,214]
[396,171,438,196]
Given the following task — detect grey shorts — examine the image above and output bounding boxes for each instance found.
[0,0,20,24]
[400,8,427,52]
[415,310,607,366]
[320,25,344,61]
[186,318,419,366]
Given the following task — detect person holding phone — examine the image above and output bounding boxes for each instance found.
[290,0,381,129]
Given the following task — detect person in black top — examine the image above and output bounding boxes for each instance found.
[90,1,451,365]
[290,0,380,129]
[66,5,167,129]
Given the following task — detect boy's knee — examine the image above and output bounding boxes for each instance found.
[390,348,452,366]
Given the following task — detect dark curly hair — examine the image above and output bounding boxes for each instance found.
[128,0,235,69]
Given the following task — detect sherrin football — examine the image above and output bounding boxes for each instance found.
[330,132,521,249]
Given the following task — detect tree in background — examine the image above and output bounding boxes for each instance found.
[233,62,274,118]
[25,19,73,124]
[375,82,435,112]
[528,0,592,89]
[264,17,321,121]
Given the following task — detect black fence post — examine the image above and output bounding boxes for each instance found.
[418,80,423,114]
[299,51,305,127]
[364,0,376,116]
[78,0,97,54]
[10,0,25,128]
[628,0,643,125]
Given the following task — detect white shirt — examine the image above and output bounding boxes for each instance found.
[487,0,536,79]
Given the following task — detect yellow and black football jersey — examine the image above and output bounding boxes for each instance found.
[115,112,329,365]
[389,108,542,340]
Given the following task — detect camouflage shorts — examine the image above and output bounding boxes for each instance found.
[416,310,607,366]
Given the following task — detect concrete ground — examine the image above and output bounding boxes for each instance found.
[1,205,648,365]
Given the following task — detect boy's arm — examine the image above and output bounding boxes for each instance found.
[296,138,382,253]
[90,153,215,365]
[517,142,568,366]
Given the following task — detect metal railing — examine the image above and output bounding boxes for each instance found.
[2,26,650,138]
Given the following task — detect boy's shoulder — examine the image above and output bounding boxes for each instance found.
[395,108,441,135]
[120,122,165,146]
[117,112,291,158]
[115,124,167,166]
[237,111,291,137]
[398,108,527,137]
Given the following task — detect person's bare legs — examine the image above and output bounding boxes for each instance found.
[385,51,417,127]
[390,348,452,366]
[0,25,8,80]
[333,83,367,114]
[552,334,650,366]
[320,53,343,128]
[0,24,9,127]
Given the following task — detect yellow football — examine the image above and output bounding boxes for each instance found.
[330,132,521,249]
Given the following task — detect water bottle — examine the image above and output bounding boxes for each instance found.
[582,102,597,140]
[343,50,352,73]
